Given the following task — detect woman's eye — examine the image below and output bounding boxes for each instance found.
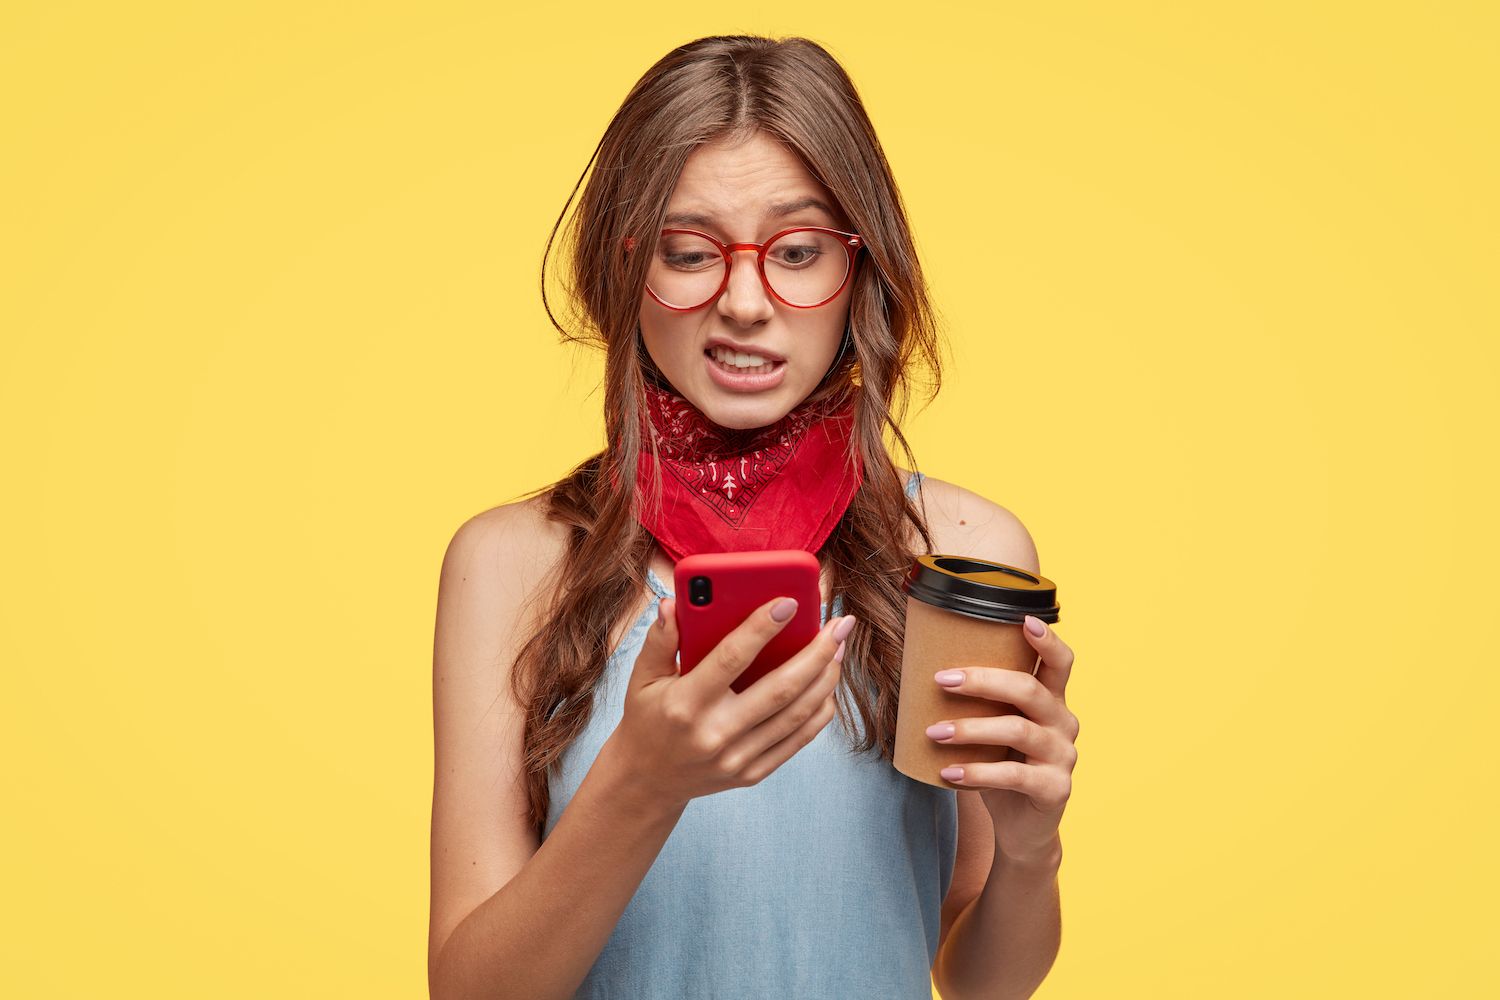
[665,253,713,268]
[773,246,821,265]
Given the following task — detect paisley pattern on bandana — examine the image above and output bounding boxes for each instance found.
[643,386,815,525]
[635,379,863,562]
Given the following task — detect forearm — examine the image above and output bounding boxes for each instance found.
[431,735,686,1000]
[932,837,1063,1000]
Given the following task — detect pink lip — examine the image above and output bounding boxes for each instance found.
[703,348,787,392]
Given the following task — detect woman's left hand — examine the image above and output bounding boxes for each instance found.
[928,614,1078,865]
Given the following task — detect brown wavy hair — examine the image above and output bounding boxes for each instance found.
[512,34,944,834]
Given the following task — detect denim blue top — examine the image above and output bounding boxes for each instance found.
[543,471,957,999]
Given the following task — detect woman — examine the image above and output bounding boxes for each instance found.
[428,35,1078,1000]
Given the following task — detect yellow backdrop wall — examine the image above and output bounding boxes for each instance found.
[3,3,1495,997]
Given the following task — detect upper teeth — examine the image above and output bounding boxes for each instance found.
[710,345,774,368]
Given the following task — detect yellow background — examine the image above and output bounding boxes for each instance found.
[3,2,1495,997]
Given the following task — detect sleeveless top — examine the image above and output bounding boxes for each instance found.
[543,470,957,999]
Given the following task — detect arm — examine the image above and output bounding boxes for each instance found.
[427,504,685,1000]
[431,737,687,999]
[932,839,1063,1000]
[916,475,1070,999]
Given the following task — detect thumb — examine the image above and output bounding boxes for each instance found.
[630,595,681,685]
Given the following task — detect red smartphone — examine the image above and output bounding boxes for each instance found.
[674,549,822,694]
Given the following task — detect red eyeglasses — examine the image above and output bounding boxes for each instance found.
[626,226,864,311]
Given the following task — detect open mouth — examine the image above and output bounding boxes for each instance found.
[704,345,783,376]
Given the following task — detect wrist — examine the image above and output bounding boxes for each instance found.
[996,834,1063,872]
[594,735,690,825]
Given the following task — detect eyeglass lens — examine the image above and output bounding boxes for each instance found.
[646,230,850,309]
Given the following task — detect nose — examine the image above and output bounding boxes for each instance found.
[715,247,775,326]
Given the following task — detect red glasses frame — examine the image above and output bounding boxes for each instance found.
[629,226,864,311]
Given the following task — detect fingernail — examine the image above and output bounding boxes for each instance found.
[833,639,847,663]
[770,597,798,622]
[934,670,965,687]
[1025,615,1046,637]
[832,615,857,643]
[656,602,666,628]
[940,766,965,782]
[926,722,955,740]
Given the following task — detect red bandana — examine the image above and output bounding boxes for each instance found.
[634,380,863,563]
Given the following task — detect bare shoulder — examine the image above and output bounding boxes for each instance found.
[429,491,568,980]
[898,471,1042,962]
[441,493,577,628]
[446,492,567,585]
[899,469,1041,575]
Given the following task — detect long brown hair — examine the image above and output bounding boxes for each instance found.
[513,35,943,834]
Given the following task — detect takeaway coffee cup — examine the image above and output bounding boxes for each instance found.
[894,554,1062,788]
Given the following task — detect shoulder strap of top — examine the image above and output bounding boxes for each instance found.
[644,566,671,600]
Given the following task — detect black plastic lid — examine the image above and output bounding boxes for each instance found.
[902,554,1061,624]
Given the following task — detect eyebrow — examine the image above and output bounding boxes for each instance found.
[663,196,838,229]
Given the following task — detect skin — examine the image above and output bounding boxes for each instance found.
[632,127,1080,992]
[429,129,1077,1000]
[638,128,856,601]
[428,478,1075,999]
[928,582,1077,1000]
[638,128,854,432]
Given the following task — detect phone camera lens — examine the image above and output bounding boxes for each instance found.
[688,575,712,606]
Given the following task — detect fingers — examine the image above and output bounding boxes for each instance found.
[730,613,855,728]
[734,676,842,786]
[680,596,803,698]
[935,665,1072,730]
[1023,615,1075,699]
[630,596,681,685]
[925,711,1077,767]
[718,638,845,774]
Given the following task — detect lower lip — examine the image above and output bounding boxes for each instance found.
[703,350,787,392]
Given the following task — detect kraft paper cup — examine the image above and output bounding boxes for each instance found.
[893,555,1062,788]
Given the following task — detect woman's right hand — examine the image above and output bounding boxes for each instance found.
[605,595,856,809]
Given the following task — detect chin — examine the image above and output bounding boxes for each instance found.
[693,385,800,431]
